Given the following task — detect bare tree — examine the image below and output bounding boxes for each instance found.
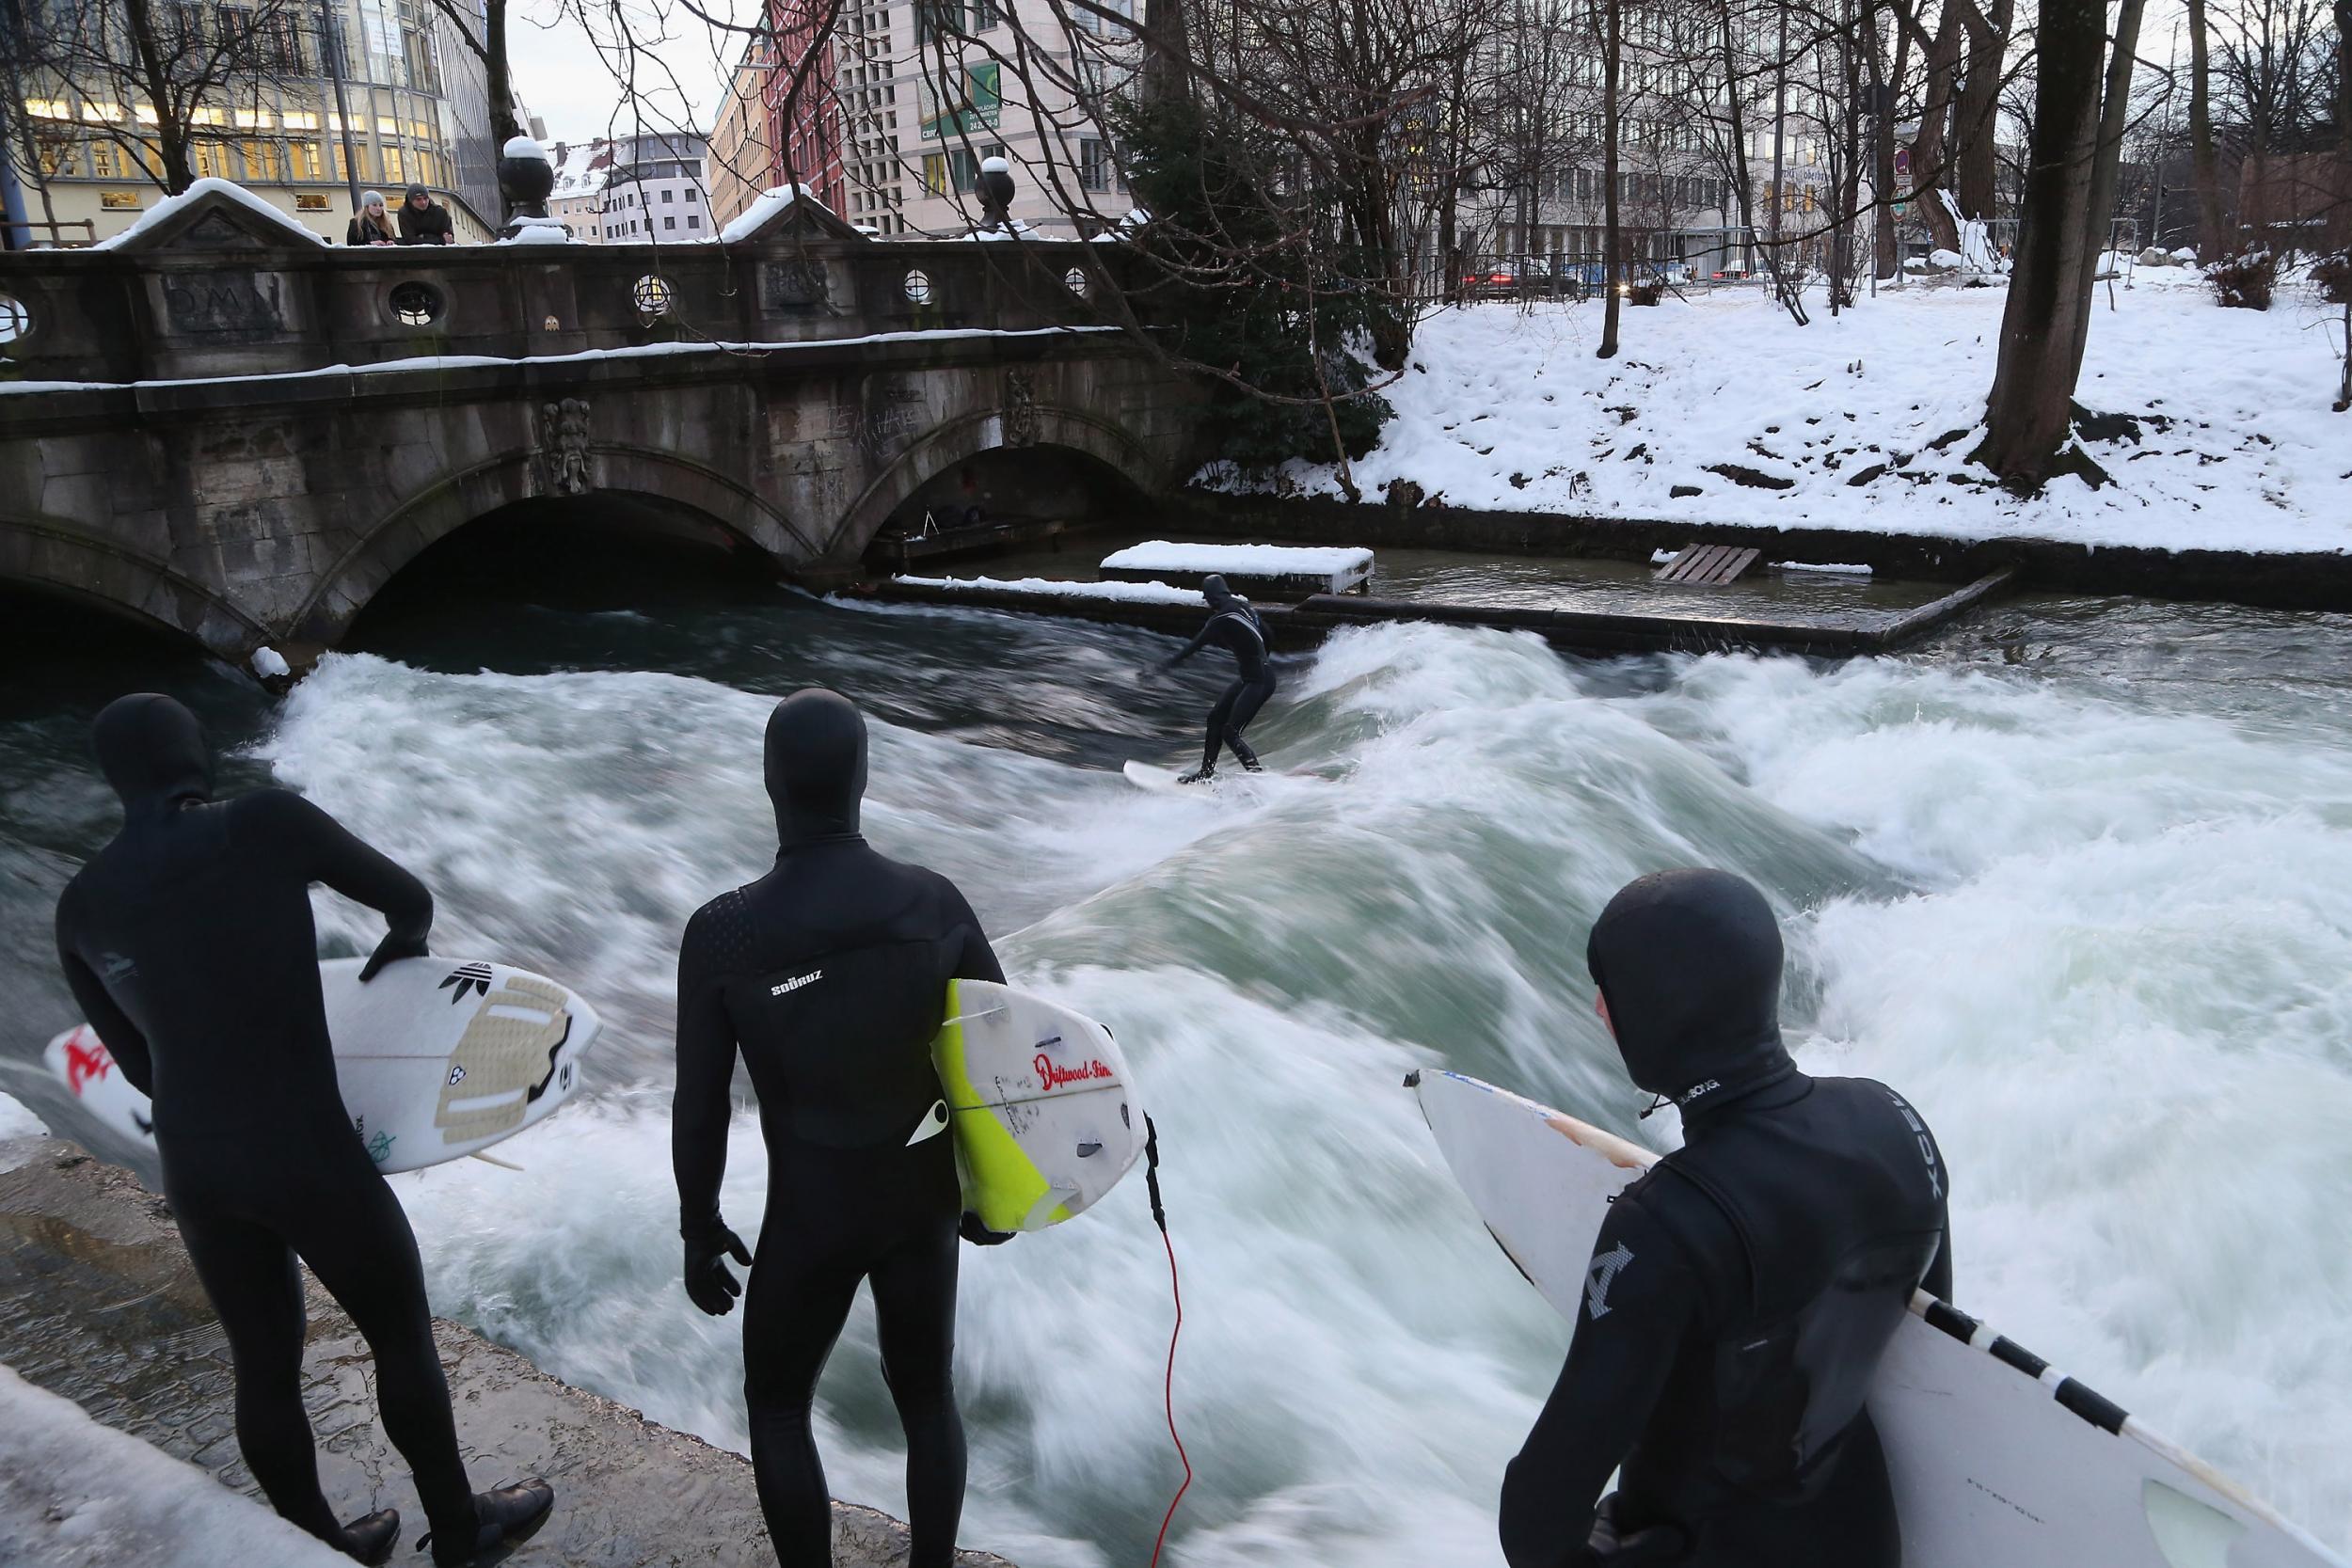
[1599,0,1624,354]
[18,0,311,195]
[1974,0,2149,487]
[2188,0,2225,255]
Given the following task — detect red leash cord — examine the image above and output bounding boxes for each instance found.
[1143,1115,1192,1568]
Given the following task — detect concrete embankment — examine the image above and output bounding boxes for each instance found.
[1167,492,2352,612]
[0,1132,1016,1568]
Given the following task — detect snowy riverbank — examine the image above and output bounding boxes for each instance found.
[1209,276,2352,557]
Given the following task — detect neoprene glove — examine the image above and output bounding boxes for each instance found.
[959,1212,1016,1246]
[358,928,429,982]
[685,1224,754,1314]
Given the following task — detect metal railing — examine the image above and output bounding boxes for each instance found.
[2,218,100,250]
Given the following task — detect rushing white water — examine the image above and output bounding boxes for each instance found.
[198,607,2349,1567]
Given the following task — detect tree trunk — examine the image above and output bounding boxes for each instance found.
[1872,11,1909,277]
[1971,0,2110,486]
[1598,0,1622,357]
[2338,0,2351,164]
[118,0,193,192]
[2188,0,2224,258]
[485,0,520,144]
[1143,0,1193,106]
[1954,0,2010,217]
[2064,0,2146,373]
[1911,8,1963,251]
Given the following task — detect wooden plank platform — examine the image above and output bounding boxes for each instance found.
[1655,543,1761,585]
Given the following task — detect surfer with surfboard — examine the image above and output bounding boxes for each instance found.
[51,694,556,1567]
[1497,868,1951,1568]
[1148,574,1277,784]
[672,689,1008,1568]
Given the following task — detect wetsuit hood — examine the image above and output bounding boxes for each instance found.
[92,693,214,813]
[1201,574,1242,613]
[765,689,866,847]
[1587,868,1794,1109]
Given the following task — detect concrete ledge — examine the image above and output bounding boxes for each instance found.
[0,1137,1016,1568]
[860,571,2020,659]
[1171,492,2352,612]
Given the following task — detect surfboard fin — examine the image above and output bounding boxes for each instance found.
[468,1150,526,1172]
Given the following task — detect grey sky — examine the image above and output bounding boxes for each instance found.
[510,0,752,148]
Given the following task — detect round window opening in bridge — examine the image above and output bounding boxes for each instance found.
[0,293,30,347]
[633,275,675,320]
[387,280,444,328]
[903,268,933,305]
[1063,266,1089,297]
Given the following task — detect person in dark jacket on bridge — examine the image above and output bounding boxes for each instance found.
[1500,867,1953,1568]
[398,185,455,245]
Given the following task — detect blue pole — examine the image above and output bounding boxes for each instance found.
[0,103,32,248]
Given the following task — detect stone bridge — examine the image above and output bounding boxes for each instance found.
[0,186,1201,662]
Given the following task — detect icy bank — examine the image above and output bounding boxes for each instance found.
[0,1363,350,1566]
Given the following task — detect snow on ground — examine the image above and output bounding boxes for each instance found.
[1220,274,2352,555]
[0,1364,349,1566]
[894,573,1204,605]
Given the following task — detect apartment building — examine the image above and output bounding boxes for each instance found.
[760,0,1136,239]
[3,0,526,245]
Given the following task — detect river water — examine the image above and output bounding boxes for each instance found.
[2,533,2348,1565]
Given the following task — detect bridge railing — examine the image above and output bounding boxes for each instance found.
[0,185,1147,388]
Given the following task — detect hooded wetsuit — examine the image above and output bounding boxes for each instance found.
[51,694,481,1557]
[1500,869,1952,1568]
[1165,575,1275,779]
[673,689,1004,1568]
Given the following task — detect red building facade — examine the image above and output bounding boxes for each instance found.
[764,0,848,215]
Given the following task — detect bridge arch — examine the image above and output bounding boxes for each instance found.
[0,515,273,659]
[827,404,1168,562]
[294,444,819,647]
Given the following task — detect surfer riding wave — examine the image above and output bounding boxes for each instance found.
[1151,575,1276,784]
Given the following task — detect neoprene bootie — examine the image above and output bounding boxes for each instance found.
[337,1508,399,1565]
[424,1480,555,1566]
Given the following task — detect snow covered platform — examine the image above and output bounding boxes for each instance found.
[1099,540,1375,598]
[0,1138,1018,1568]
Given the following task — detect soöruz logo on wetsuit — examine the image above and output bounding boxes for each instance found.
[770,969,823,998]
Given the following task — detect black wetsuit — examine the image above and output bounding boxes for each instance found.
[1166,578,1275,777]
[52,694,479,1555]
[673,689,1004,1568]
[1500,869,1952,1568]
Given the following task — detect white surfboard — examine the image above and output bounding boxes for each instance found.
[1121,760,1306,794]
[930,979,1145,1232]
[44,957,599,1175]
[1409,1067,2348,1568]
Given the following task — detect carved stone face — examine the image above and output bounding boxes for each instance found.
[434,973,574,1143]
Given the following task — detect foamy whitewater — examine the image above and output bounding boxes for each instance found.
[7,591,2349,1564]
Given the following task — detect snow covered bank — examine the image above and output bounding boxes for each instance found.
[0,1364,349,1566]
[1216,280,2352,556]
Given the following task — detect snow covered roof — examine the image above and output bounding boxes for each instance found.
[718,184,867,245]
[94,178,329,251]
[547,139,616,200]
